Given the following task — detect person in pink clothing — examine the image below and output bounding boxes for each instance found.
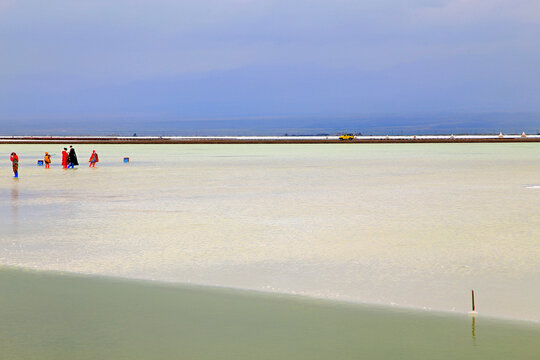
[88,150,99,167]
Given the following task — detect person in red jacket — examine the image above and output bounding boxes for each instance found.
[88,150,99,167]
[61,148,68,169]
[10,152,19,178]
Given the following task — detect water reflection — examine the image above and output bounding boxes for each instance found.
[11,182,19,229]
[471,316,478,347]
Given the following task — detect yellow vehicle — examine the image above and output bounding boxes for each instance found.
[339,134,355,140]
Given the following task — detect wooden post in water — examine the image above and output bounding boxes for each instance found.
[469,290,478,344]
[468,290,478,316]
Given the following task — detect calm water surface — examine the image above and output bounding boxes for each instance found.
[1,143,540,321]
[1,268,540,360]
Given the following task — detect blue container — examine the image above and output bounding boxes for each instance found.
[123,157,129,163]
[37,160,44,166]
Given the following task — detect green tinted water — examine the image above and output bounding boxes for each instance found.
[0,268,539,359]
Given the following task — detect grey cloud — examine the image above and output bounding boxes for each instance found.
[1,0,539,126]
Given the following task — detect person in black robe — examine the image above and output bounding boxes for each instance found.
[67,146,79,168]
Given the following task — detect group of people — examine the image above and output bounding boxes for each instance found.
[61,146,80,169]
[9,146,99,177]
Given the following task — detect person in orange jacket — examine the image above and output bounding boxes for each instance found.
[44,152,51,169]
[61,148,68,169]
[88,150,99,167]
[10,152,19,178]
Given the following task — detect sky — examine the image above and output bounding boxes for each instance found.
[1,0,540,134]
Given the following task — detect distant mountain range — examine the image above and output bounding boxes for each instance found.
[1,112,539,136]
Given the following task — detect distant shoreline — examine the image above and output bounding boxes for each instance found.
[1,135,540,144]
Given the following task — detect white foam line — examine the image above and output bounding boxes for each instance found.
[2,134,540,141]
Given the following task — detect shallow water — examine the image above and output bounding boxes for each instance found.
[1,143,540,321]
[1,267,539,360]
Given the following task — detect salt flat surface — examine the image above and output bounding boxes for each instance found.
[1,143,540,321]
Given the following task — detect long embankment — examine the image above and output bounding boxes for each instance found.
[1,135,540,144]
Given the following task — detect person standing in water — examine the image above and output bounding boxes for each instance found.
[88,150,99,167]
[67,146,78,168]
[44,152,51,169]
[10,152,19,178]
[61,148,68,169]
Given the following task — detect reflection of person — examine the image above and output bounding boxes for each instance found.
[44,152,51,169]
[62,148,68,169]
[88,150,99,167]
[67,146,78,168]
[10,152,19,178]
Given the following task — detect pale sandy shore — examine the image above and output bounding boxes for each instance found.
[1,267,539,360]
[1,135,540,144]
